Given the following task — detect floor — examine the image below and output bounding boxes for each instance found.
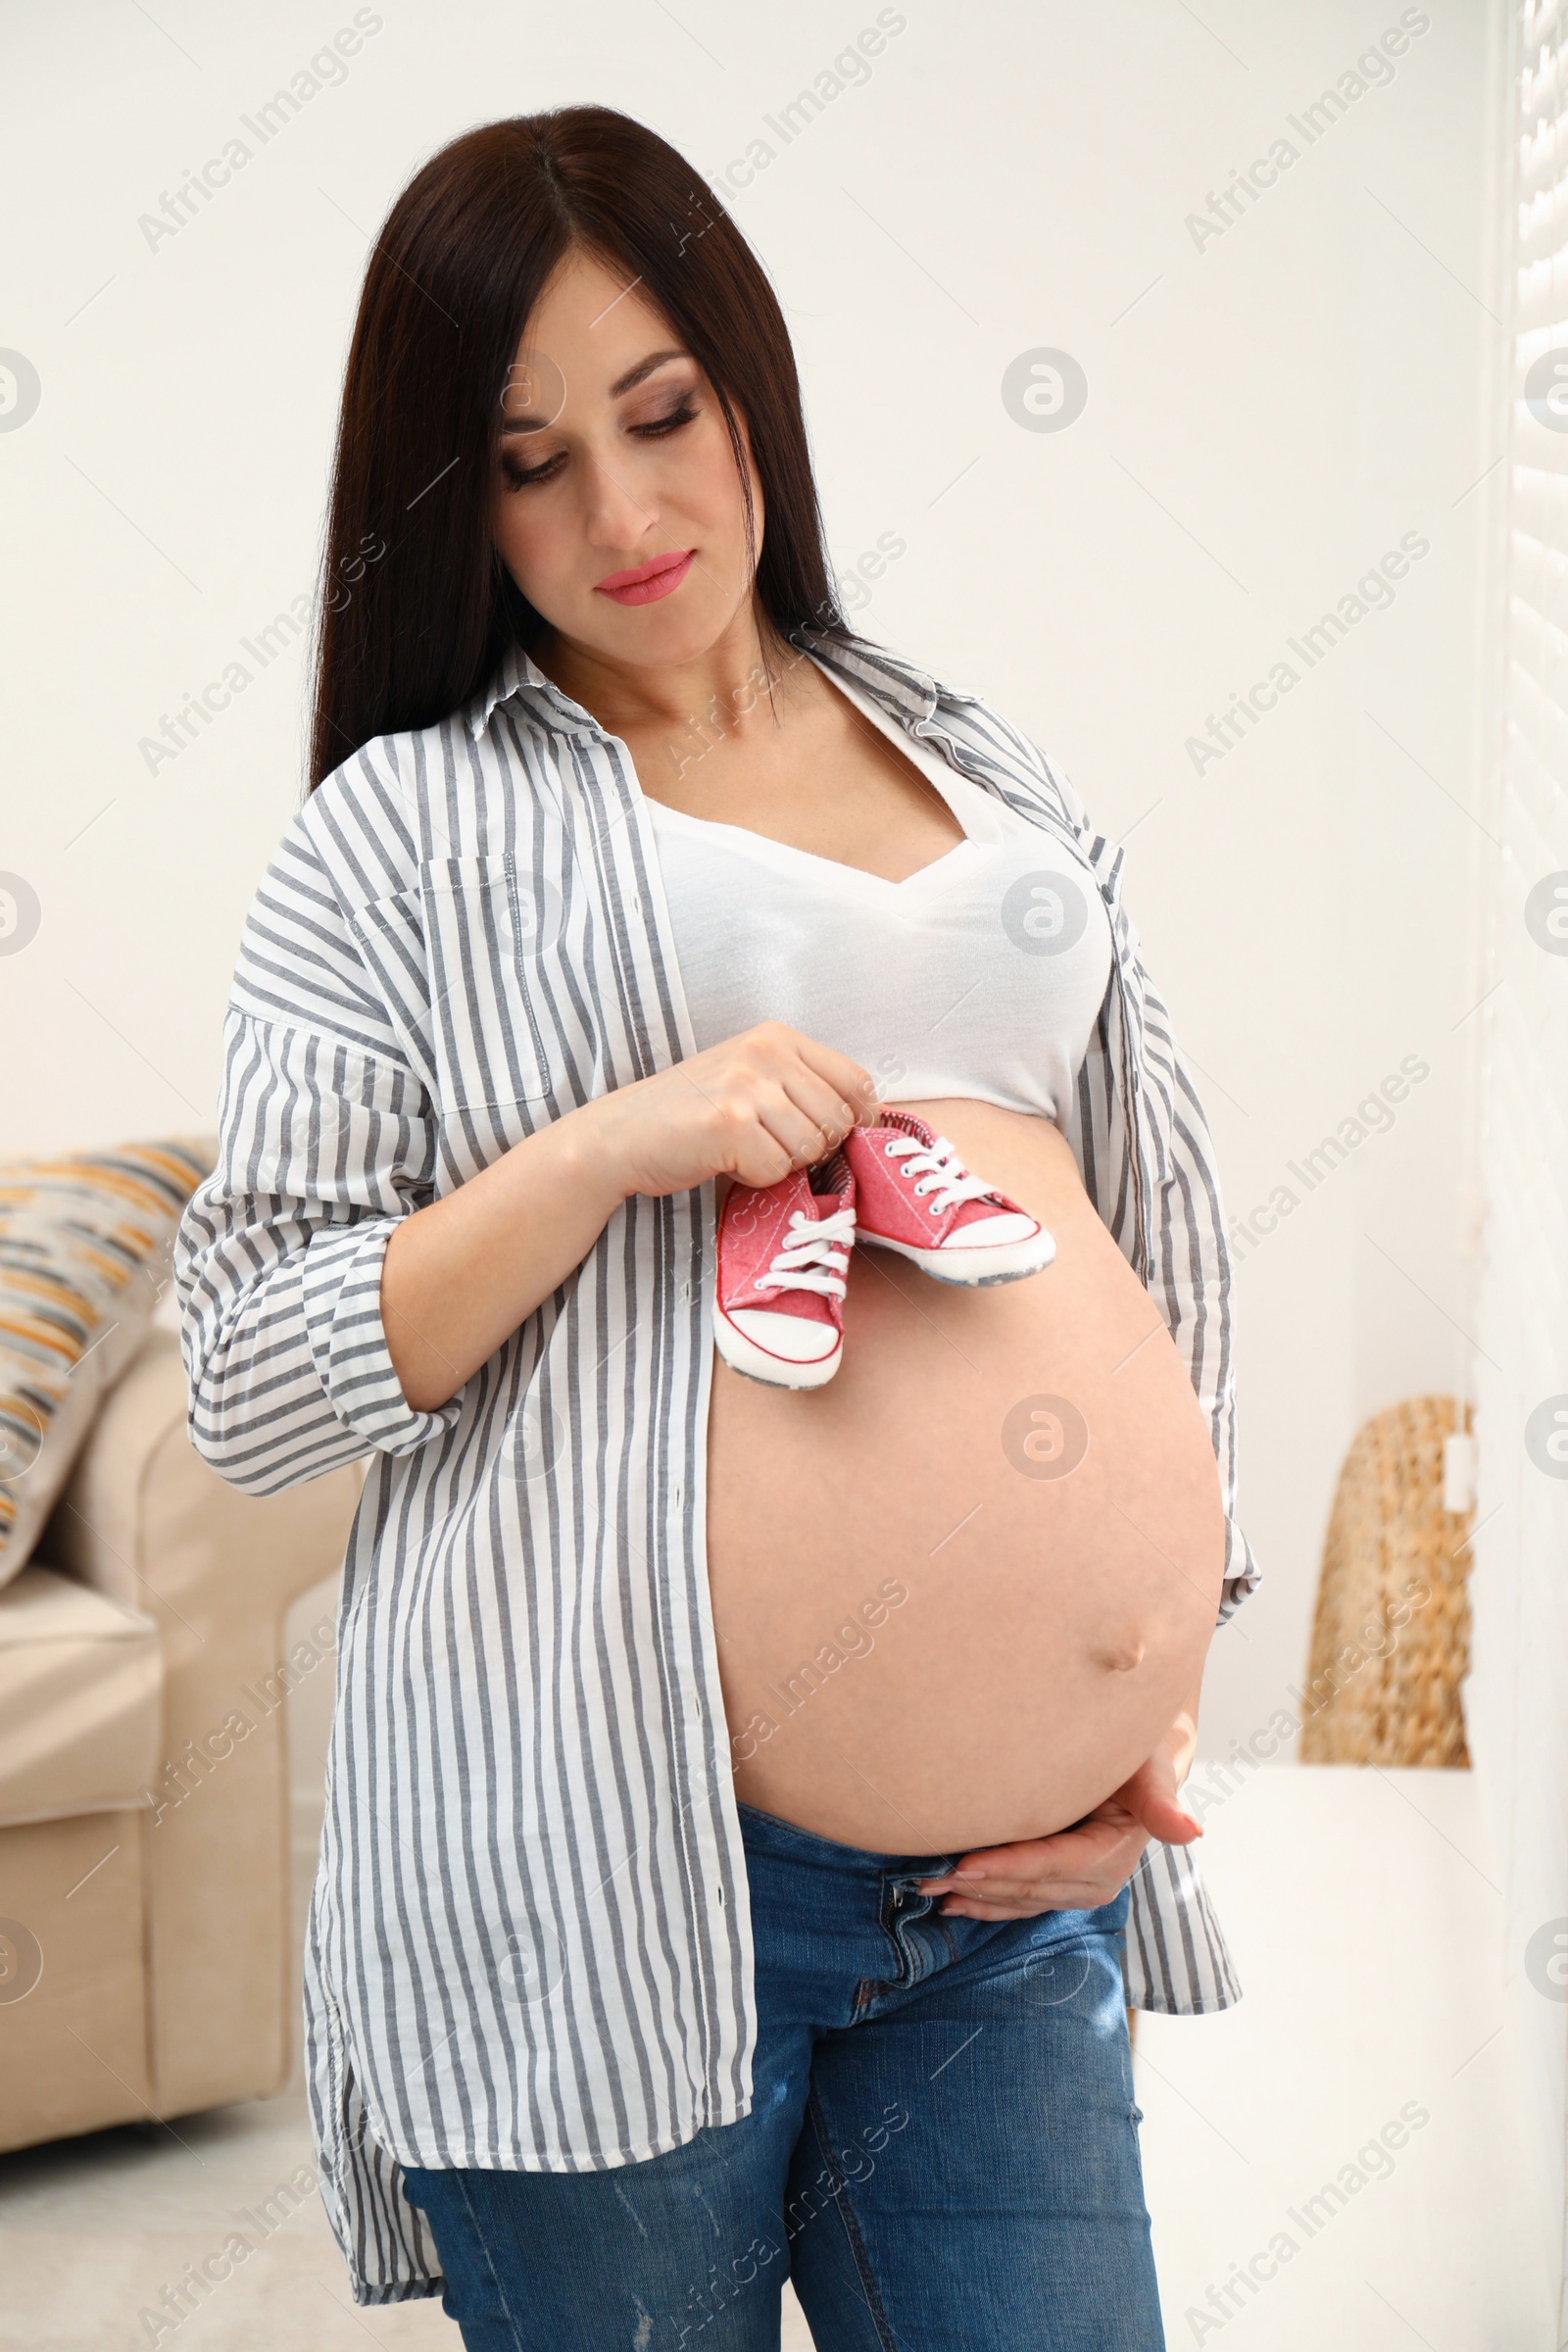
[1137,1764,1556,2349]
[0,1747,1552,2347]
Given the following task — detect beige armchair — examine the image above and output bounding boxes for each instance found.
[0,1327,362,2154]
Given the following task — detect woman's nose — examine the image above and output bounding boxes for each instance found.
[581,453,657,551]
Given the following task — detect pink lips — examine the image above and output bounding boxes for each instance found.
[594,549,696,606]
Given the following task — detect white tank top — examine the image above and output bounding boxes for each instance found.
[644,658,1114,1124]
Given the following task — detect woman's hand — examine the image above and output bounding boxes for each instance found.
[912,1683,1205,1920]
[579,1018,879,1200]
[383,1020,875,1413]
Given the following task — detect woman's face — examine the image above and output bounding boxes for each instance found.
[489,247,762,673]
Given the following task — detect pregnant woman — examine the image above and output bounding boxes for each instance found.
[177,106,1258,2351]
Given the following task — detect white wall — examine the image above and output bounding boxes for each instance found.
[0,1,1493,1757]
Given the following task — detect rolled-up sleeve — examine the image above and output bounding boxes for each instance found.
[175,804,462,1495]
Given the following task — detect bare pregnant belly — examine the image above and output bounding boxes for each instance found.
[705,1100,1225,1854]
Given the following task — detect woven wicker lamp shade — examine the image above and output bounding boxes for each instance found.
[1298,1396,1474,1768]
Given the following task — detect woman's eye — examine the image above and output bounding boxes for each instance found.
[633,399,699,439]
[501,450,564,491]
[499,400,699,491]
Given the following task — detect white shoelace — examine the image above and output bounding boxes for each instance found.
[754,1205,857,1298]
[883,1133,999,1216]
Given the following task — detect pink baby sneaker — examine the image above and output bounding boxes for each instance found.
[842,1110,1054,1285]
[712,1152,858,1388]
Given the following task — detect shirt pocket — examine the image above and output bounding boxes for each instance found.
[422,854,554,1108]
[354,854,555,1123]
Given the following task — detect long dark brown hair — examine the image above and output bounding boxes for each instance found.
[306,106,851,790]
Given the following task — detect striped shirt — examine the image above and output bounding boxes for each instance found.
[174,623,1258,2305]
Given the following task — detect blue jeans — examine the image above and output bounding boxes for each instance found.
[403,1801,1163,2350]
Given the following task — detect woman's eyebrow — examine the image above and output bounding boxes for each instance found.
[608,347,692,397]
[499,347,693,436]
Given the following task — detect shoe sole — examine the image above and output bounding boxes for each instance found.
[858,1228,1057,1286]
[712,1304,843,1389]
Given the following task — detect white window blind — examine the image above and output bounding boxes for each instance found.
[1472,0,1568,2323]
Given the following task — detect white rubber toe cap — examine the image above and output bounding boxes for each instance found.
[942,1211,1040,1250]
[725,1308,839,1364]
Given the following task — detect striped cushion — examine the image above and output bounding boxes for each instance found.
[0,1141,214,1583]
